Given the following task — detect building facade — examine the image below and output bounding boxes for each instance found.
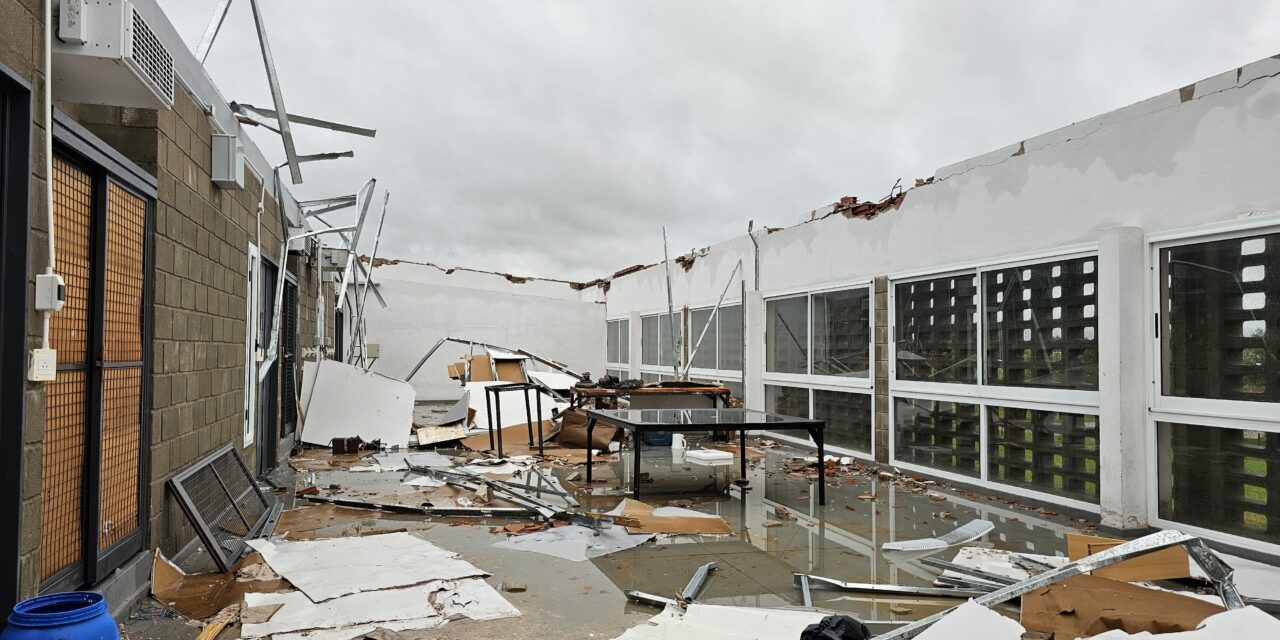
[0,0,334,618]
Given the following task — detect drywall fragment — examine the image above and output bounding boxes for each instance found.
[246,532,487,602]
[240,585,441,638]
[612,604,827,639]
[915,601,1024,640]
[494,524,652,562]
[301,361,415,448]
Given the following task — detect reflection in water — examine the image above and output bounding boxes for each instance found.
[590,443,1082,622]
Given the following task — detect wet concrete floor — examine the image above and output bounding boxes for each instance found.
[123,437,1091,639]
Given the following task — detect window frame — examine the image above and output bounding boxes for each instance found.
[1149,221,1280,425]
[639,308,685,377]
[887,246,1103,511]
[605,316,629,369]
[685,300,744,384]
[1146,217,1280,554]
[763,379,876,460]
[763,279,875,390]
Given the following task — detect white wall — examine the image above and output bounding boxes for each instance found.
[605,55,1280,312]
[360,261,606,400]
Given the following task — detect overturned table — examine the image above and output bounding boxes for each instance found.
[584,408,827,505]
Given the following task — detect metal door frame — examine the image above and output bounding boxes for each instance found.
[256,258,280,476]
[41,111,156,592]
[280,273,299,438]
[0,60,33,616]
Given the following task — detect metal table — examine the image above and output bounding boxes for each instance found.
[584,408,826,505]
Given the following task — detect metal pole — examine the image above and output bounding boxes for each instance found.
[661,227,681,379]
[681,261,742,379]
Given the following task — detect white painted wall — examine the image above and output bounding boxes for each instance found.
[360,261,606,400]
[605,55,1280,312]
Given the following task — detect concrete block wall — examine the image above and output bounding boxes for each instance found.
[1,0,50,603]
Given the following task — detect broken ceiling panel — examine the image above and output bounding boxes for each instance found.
[300,360,415,448]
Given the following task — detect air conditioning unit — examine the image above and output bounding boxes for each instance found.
[52,0,175,110]
[211,134,245,189]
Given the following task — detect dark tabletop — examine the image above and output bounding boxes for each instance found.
[583,407,822,431]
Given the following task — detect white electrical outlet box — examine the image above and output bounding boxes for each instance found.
[28,349,57,382]
[35,273,65,311]
[211,134,245,189]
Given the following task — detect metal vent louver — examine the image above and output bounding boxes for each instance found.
[125,7,174,106]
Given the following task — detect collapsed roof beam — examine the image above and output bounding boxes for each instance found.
[247,0,301,184]
[234,103,378,138]
[194,0,234,64]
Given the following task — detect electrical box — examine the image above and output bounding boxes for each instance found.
[34,273,65,312]
[365,343,381,359]
[52,0,175,109]
[211,134,245,189]
[28,349,57,382]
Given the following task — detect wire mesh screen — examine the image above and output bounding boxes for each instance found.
[51,157,93,365]
[894,275,978,384]
[1159,422,1280,545]
[103,183,145,363]
[984,257,1098,390]
[894,397,981,477]
[40,371,88,581]
[987,405,1099,502]
[1162,232,1280,403]
[169,445,270,571]
[98,368,142,549]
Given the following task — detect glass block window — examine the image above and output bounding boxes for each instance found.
[988,406,1099,502]
[894,397,981,477]
[765,384,809,419]
[689,308,717,370]
[1158,422,1280,545]
[984,257,1098,390]
[766,296,808,374]
[894,275,978,384]
[814,390,872,453]
[641,315,659,366]
[719,305,743,371]
[1161,232,1280,403]
[812,288,871,378]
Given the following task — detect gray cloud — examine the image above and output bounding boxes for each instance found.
[161,0,1280,280]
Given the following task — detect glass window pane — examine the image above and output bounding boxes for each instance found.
[641,315,659,366]
[1161,233,1279,403]
[812,288,871,378]
[985,257,1098,390]
[719,305,743,371]
[1158,422,1280,545]
[765,385,809,419]
[723,380,744,403]
[814,390,872,454]
[988,406,1099,502]
[894,397,980,477]
[619,319,630,363]
[658,313,680,367]
[606,320,620,363]
[606,368,627,380]
[640,372,659,384]
[689,308,717,370]
[894,275,978,384]
[766,296,808,374]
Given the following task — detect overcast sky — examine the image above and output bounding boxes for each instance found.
[160,1,1280,281]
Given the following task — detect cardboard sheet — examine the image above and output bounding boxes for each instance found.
[275,505,396,541]
[1067,533,1191,582]
[494,524,653,562]
[1085,606,1280,639]
[150,550,291,621]
[557,409,617,449]
[613,603,828,640]
[460,422,557,452]
[1020,574,1224,639]
[301,361,416,448]
[246,532,488,602]
[468,355,494,381]
[605,499,732,535]
[494,360,525,383]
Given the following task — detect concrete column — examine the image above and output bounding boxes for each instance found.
[1098,226,1148,529]
[628,311,642,380]
[743,290,765,411]
[874,277,890,463]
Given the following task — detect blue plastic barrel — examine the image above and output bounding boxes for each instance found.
[1,592,118,640]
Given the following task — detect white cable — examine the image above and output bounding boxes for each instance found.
[42,0,55,350]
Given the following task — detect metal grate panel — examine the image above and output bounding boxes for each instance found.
[168,445,272,571]
[281,283,298,435]
[50,157,93,365]
[127,7,175,104]
[98,368,141,549]
[40,371,88,581]
[103,183,145,363]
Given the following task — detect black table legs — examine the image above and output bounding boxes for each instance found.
[739,429,747,479]
[809,425,826,506]
[633,430,642,500]
[585,417,596,482]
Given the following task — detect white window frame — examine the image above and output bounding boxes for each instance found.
[886,245,1103,512]
[605,316,630,370]
[1145,216,1280,554]
[758,278,876,458]
[639,307,684,377]
[685,300,745,385]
